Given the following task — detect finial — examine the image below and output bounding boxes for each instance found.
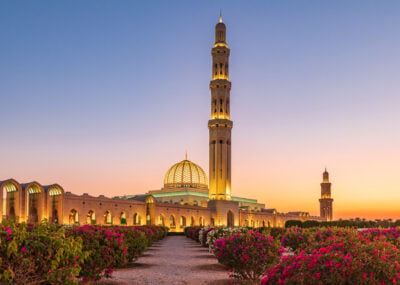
[219,10,223,23]
[185,151,188,160]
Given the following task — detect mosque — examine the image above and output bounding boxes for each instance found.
[0,16,333,231]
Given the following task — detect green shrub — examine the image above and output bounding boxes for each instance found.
[0,220,86,284]
[213,230,281,282]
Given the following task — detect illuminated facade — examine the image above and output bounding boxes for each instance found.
[319,169,334,221]
[0,16,328,230]
[209,15,232,201]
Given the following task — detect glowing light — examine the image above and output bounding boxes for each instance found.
[4,183,17,193]
[212,74,229,81]
[49,187,62,196]
[213,42,228,48]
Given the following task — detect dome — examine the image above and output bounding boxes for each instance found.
[164,159,208,189]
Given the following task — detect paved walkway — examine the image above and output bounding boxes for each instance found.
[100,236,232,285]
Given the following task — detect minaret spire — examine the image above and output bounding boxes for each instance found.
[185,151,188,160]
[219,10,223,23]
[319,168,333,221]
[208,17,232,200]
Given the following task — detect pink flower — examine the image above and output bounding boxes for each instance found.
[21,246,26,252]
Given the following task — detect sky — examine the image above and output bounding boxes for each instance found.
[1,1,399,220]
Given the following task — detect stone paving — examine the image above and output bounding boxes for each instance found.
[100,235,232,285]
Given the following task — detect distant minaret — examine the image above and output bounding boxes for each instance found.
[319,168,333,221]
[208,14,232,200]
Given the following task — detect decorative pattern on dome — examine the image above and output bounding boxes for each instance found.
[164,159,208,189]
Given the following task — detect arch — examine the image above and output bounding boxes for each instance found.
[227,210,234,227]
[0,179,22,222]
[69,209,79,224]
[87,210,96,224]
[262,220,266,227]
[169,215,176,228]
[120,212,127,225]
[45,184,64,224]
[191,216,195,226]
[180,216,186,228]
[199,216,204,226]
[251,220,255,227]
[24,182,45,223]
[133,212,141,225]
[104,210,112,225]
[145,196,154,225]
[158,214,165,226]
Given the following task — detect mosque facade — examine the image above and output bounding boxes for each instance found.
[0,17,332,231]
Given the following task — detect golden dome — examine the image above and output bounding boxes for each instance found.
[164,159,208,189]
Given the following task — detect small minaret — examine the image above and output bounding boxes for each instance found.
[208,14,232,200]
[319,168,333,221]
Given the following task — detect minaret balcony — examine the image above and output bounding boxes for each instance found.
[208,119,233,128]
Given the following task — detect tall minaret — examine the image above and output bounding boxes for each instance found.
[319,168,333,221]
[208,15,232,200]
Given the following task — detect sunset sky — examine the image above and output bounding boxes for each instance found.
[1,1,399,220]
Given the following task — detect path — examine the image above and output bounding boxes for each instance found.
[100,235,232,285]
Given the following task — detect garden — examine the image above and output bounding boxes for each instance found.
[0,220,168,284]
[185,226,400,284]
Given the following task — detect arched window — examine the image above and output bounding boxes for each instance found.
[227,210,234,227]
[87,210,95,224]
[104,211,112,225]
[180,216,186,227]
[69,209,79,224]
[27,184,43,223]
[158,215,165,226]
[170,215,176,228]
[191,216,195,226]
[120,212,127,225]
[133,213,141,225]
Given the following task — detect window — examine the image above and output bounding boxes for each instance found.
[170,216,176,227]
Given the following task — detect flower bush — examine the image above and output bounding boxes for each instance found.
[66,224,167,281]
[184,226,202,241]
[213,231,282,282]
[262,239,400,284]
[0,221,166,283]
[0,220,85,284]
[199,227,214,247]
[206,227,248,252]
[281,227,309,252]
[266,227,287,241]
[185,226,400,284]
[66,225,128,281]
[359,227,400,246]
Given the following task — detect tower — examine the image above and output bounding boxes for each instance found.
[208,15,232,200]
[319,168,333,221]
